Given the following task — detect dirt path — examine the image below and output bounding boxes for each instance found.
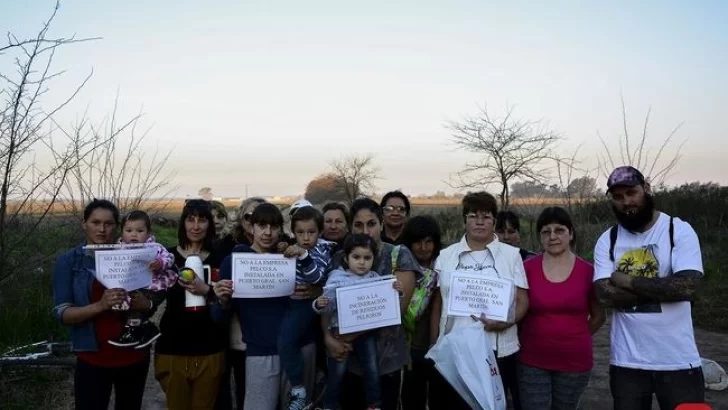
[581,319,728,409]
[137,354,166,410]
[122,313,727,409]
[109,304,167,410]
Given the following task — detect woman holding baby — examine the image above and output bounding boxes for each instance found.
[52,199,153,410]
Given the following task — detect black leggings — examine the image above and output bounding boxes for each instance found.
[215,349,246,410]
[74,355,150,410]
[401,349,440,410]
[338,370,403,410]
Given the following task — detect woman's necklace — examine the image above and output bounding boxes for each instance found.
[468,251,490,271]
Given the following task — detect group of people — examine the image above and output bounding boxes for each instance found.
[52,165,707,410]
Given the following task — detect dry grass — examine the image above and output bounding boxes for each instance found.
[0,367,72,410]
[6,195,599,216]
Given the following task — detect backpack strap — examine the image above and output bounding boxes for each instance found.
[609,224,619,262]
[610,216,675,262]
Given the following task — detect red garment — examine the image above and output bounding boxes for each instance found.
[518,255,595,373]
[76,280,148,368]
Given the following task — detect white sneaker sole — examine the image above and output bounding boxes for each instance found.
[108,340,139,347]
[135,332,161,349]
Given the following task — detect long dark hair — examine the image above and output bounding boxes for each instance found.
[83,199,120,224]
[349,197,383,227]
[495,210,521,232]
[400,215,442,263]
[178,199,216,251]
[250,203,284,228]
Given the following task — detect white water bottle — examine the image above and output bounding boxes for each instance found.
[184,255,207,311]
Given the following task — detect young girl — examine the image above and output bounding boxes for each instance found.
[213,203,319,410]
[314,233,403,410]
[108,210,176,348]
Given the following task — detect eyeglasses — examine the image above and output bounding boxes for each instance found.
[465,213,494,222]
[382,205,407,213]
[540,227,569,237]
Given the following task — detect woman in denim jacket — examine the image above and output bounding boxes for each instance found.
[52,199,155,410]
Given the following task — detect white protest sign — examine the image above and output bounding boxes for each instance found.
[446,271,515,322]
[231,253,296,298]
[336,278,401,335]
[94,246,158,291]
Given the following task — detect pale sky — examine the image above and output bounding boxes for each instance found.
[2,0,727,198]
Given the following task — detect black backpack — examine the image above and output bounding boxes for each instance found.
[608,216,675,262]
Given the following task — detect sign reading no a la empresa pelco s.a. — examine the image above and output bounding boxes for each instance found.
[94,247,158,291]
[231,253,296,298]
[446,271,515,322]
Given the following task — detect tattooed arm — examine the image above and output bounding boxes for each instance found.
[610,269,702,303]
[594,278,643,308]
[592,229,647,309]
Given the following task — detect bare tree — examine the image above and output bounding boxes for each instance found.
[447,105,562,209]
[61,94,178,217]
[551,144,600,210]
[567,176,597,200]
[329,154,380,205]
[0,2,103,282]
[597,94,686,187]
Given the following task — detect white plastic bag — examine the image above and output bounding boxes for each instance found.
[701,357,728,391]
[426,322,506,410]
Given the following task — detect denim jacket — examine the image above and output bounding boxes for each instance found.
[52,243,99,352]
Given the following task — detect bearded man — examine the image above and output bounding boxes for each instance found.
[593,166,706,410]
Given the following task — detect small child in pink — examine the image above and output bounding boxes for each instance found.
[108,210,176,349]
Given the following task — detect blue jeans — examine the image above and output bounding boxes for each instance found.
[278,298,318,387]
[325,333,381,409]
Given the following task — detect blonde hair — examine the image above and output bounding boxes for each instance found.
[229,197,267,242]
